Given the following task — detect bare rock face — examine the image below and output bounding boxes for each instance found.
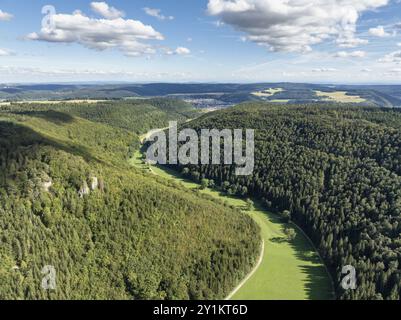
[78,176,102,197]
[78,182,90,198]
[90,176,98,191]
[41,177,52,192]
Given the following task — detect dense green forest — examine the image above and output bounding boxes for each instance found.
[173,103,401,300]
[0,100,260,299]
[0,98,197,135]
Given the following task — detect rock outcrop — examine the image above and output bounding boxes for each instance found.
[90,176,98,191]
[78,182,90,198]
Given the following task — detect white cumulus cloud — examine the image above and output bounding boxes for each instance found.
[207,0,388,52]
[175,47,191,55]
[143,7,174,21]
[90,2,124,19]
[0,9,13,21]
[165,47,191,55]
[369,25,391,37]
[27,4,164,57]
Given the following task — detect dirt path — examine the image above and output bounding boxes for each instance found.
[225,240,265,300]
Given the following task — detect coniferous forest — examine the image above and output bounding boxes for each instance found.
[0,100,260,299]
[174,103,401,300]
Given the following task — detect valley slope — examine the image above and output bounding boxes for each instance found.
[0,100,260,299]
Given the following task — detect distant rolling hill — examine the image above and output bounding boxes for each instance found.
[1,83,401,108]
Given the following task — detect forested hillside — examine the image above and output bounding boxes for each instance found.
[0,101,260,299]
[0,98,197,135]
[174,104,401,300]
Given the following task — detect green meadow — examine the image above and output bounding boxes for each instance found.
[232,205,334,300]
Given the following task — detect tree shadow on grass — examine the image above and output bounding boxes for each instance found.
[270,237,287,244]
[298,265,334,300]
[288,231,334,300]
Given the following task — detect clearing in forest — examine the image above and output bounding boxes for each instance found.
[251,88,284,98]
[315,90,366,103]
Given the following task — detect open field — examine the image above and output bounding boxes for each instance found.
[270,99,290,103]
[130,147,334,300]
[232,205,333,300]
[315,91,366,103]
[251,88,284,98]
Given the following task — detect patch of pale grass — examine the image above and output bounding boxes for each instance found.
[251,88,284,98]
[315,91,366,103]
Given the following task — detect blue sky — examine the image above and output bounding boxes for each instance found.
[0,0,401,83]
